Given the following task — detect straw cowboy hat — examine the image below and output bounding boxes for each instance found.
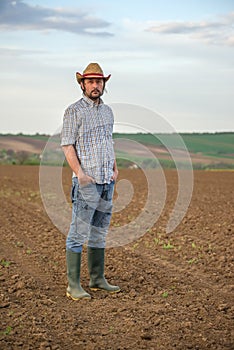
[76,63,111,84]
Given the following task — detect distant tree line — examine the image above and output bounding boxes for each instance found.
[0,149,40,165]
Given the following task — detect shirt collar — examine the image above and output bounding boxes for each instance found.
[82,93,103,107]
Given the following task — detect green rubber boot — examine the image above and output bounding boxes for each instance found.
[87,247,121,293]
[66,250,91,300]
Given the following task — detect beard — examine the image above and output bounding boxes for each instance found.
[86,88,103,101]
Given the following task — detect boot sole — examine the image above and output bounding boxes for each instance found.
[66,291,91,300]
[90,287,121,293]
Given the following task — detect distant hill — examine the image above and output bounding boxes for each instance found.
[0,134,49,154]
[0,132,234,169]
[113,132,234,169]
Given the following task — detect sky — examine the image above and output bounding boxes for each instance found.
[0,0,234,134]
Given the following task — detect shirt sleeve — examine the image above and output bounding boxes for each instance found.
[60,106,79,146]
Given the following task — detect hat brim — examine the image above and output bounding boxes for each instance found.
[76,72,111,84]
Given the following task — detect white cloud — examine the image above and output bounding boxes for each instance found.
[146,12,234,47]
[0,47,45,56]
[0,0,113,36]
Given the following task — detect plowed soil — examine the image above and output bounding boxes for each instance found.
[0,165,233,350]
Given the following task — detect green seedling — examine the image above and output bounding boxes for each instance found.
[146,228,153,235]
[154,238,160,245]
[188,258,198,264]
[163,242,174,250]
[16,241,24,248]
[1,326,12,335]
[162,291,169,298]
[109,326,114,333]
[0,259,11,267]
[144,241,151,248]
[112,222,120,227]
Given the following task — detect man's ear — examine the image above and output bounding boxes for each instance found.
[80,80,85,91]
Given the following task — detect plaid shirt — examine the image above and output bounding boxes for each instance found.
[61,94,115,184]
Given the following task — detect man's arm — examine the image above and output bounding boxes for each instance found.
[62,145,95,185]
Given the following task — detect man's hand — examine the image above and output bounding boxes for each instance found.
[111,168,118,182]
[62,145,95,186]
[77,168,95,187]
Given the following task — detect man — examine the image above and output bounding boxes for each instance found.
[61,63,120,300]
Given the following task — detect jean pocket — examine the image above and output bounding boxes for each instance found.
[79,181,94,189]
[79,183,99,206]
[71,181,79,203]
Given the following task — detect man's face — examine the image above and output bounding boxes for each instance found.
[81,78,104,101]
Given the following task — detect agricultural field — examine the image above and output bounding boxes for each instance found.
[0,165,233,350]
[0,133,234,169]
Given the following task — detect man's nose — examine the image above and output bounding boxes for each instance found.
[92,81,98,87]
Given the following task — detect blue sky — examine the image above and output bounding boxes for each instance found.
[0,0,233,134]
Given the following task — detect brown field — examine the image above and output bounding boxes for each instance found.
[0,165,233,350]
[0,136,47,154]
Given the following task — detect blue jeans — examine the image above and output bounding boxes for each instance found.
[66,177,115,252]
